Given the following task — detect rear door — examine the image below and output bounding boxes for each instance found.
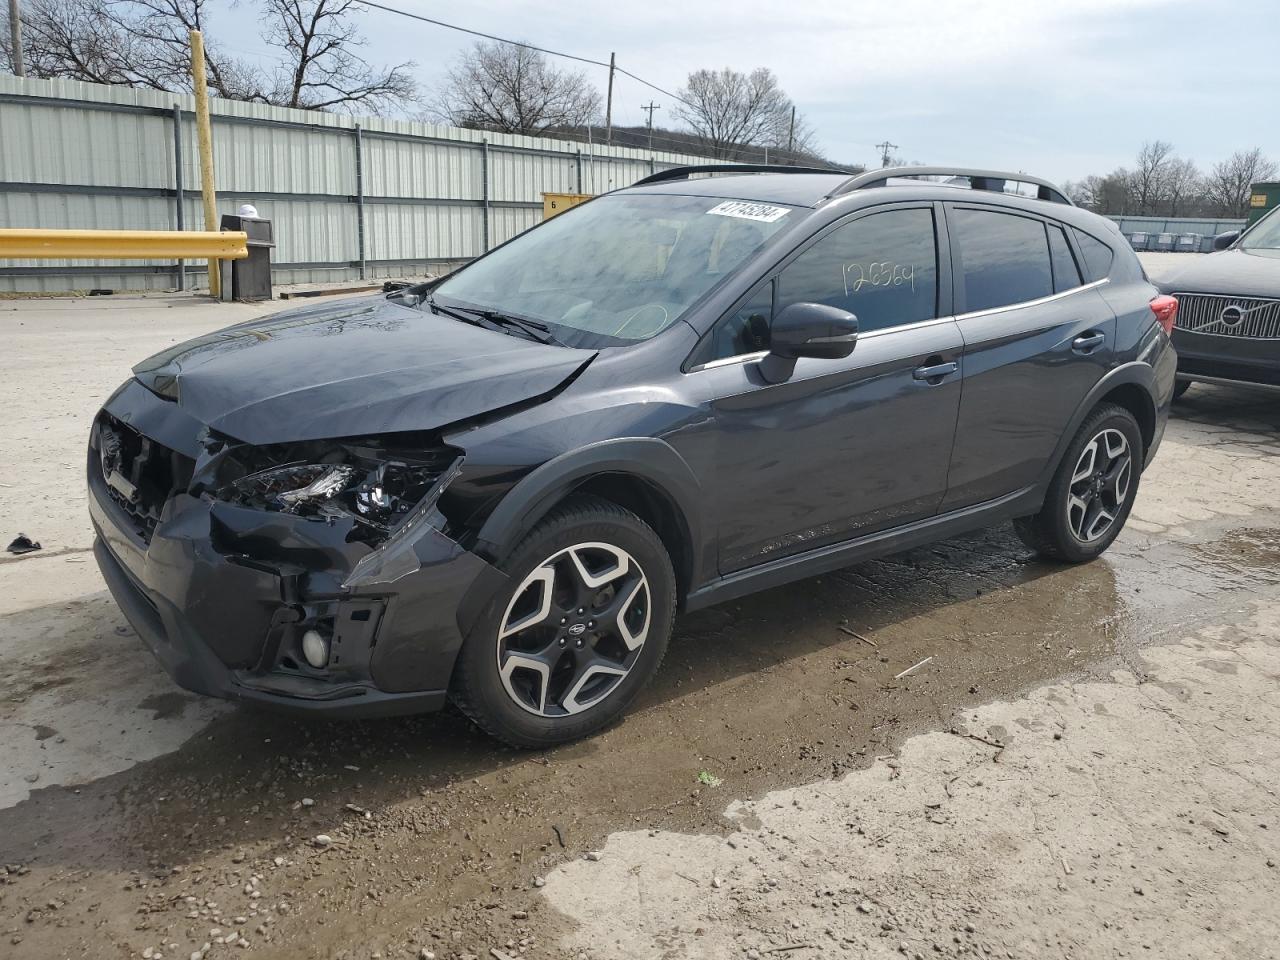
[942,205,1116,510]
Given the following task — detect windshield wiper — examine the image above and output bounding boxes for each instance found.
[473,310,565,346]
[426,296,489,329]
[427,297,565,346]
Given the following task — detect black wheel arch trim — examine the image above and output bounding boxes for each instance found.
[471,437,706,594]
[1036,361,1159,498]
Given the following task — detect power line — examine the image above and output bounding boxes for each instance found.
[355,1,695,109]
[356,1,611,68]
[613,66,691,109]
[353,2,879,164]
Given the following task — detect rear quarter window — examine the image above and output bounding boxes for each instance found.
[1072,228,1115,283]
[1047,224,1082,292]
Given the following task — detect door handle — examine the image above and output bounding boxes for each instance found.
[912,361,958,383]
[1072,331,1106,354]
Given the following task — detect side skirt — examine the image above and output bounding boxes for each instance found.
[683,485,1042,612]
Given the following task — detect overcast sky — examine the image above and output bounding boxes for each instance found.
[227,0,1278,182]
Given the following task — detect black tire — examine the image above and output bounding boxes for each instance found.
[450,495,675,748]
[1172,379,1193,401]
[1013,403,1144,563]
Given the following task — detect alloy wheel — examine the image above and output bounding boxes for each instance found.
[1067,428,1132,543]
[496,541,651,717]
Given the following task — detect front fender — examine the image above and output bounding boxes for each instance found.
[472,436,705,580]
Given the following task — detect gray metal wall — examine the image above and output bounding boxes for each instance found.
[1108,215,1246,237]
[0,76,711,293]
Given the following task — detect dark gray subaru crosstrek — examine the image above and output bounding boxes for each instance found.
[89,165,1177,747]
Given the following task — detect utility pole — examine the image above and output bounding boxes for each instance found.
[190,30,220,299]
[876,140,899,169]
[786,105,795,153]
[8,0,25,77]
[640,100,660,150]
[604,52,615,145]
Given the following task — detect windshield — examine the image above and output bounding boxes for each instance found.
[432,193,794,348]
[1240,206,1280,254]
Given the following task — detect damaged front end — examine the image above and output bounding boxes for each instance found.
[88,379,505,717]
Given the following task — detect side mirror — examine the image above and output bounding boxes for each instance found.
[769,302,859,360]
[1213,230,1241,251]
[758,302,859,384]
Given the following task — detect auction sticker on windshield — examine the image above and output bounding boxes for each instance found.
[707,200,791,223]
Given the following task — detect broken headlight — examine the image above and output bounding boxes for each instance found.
[228,463,359,511]
[212,437,460,540]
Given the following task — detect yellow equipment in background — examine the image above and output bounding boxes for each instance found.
[542,193,592,220]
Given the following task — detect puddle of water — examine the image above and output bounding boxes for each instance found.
[3,517,1280,958]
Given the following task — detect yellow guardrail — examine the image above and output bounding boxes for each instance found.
[0,229,248,260]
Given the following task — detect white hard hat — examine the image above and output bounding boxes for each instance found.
[238,203,260,218]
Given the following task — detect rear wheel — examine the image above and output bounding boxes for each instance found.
[1172,379,1193,401]
[451,495,675,748]
[1014,403,1143,563]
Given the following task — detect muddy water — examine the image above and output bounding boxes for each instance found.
[2,387,1279,960]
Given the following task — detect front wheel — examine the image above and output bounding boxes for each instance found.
[1014,403,1143,563]
[450,495,675,748]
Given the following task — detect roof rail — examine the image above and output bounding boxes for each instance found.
[833,166,1073,205]
[632,163,848,187]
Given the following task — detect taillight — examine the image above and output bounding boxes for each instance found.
[1150,295,1178,335]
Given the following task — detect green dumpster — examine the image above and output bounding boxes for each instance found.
[1247,181,1280,225]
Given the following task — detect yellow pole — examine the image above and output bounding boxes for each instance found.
[189,29,220,299]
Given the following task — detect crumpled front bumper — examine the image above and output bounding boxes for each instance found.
[89,380,506,718]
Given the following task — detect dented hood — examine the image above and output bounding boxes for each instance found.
[132,296,595,444]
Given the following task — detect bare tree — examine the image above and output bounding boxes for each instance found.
[111,0,272,100]
[1131,140,1175,215]
[1205,148,1279,218]
[1064,171,1136,215]
[431,40,601,136]
[673,67,799,161]
[758,105,818,157]
[2,0,414,113]
[1163,157,1202,217]
[1,0,142,84]
[260,0,414,111]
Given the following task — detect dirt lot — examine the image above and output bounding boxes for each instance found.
[2,284,1279,960]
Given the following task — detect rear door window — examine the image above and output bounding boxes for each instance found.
[1072,229,1115,282]
[952,208,1053,313]
[1047,224,1083,292]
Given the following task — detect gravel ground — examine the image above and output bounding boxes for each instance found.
[1,292,1278,960]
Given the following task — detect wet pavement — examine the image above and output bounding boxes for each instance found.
[2,297,1279,959]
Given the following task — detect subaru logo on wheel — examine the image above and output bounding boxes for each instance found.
[568,623,587,636]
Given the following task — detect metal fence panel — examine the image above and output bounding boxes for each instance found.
[363,136,482,199]
[365,202,483,262]
[491,149,579,203]
[0,99,173,189]
[1109,215,1246,237]
[491,206,542,247]
[0,75,710,293]
[213,123,356,196]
